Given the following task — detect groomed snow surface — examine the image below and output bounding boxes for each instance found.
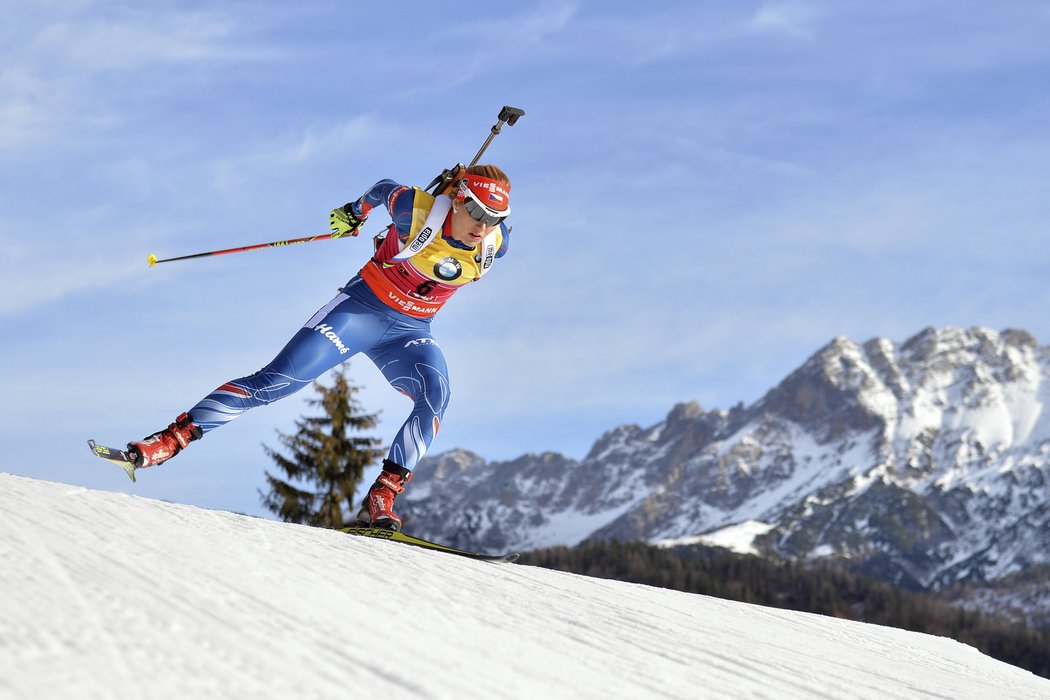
[2,473,1048,700]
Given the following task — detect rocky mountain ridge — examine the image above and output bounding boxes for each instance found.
[400,326,1050,621]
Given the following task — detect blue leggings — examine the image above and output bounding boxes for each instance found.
[188,278,450,470]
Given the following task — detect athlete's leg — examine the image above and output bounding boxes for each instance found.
[188,292,389,433]
[368,332,451,470]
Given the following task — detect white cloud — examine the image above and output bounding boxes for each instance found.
[428,1,579,85]
[284,117,393,165]
[0,67,61,151]
[505,2,578,43]
[0,235,143,315]
[441,2,578,45]
[746,1,820,40]
[0,4,279,154]
[207,115,396,194]
[31,8,274,71]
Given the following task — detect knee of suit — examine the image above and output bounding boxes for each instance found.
[397,361,450,420]
[242,367,310,404]
[419,377,450,420]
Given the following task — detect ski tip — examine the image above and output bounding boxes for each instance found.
[147,253,158,267]
[87,440,138,483]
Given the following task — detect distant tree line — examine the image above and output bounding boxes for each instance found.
[520,540,1050,679]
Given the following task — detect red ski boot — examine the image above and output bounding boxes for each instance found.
[128,412,202,469]
[354,460,413,531]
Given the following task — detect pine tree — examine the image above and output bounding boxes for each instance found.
[260,365,386,527]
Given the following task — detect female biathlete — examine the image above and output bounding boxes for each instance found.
[124,165,512,530]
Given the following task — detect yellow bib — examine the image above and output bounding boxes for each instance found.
[404,189,503,284]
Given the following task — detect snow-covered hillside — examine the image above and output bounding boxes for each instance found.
[1,473,1047,700]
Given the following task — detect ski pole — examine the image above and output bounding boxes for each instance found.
[146,233,346,267]
[146,105,525,267]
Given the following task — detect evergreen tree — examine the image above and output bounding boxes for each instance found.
[260,365,385,527]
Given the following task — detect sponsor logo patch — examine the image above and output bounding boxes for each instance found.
[386,292,440,316]
[315,323,350,355]
[433,256,463,281]
[407,226,435,254]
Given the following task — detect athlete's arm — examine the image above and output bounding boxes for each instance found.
[348,180,416,243]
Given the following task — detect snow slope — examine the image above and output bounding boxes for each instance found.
[1,473,1047,700]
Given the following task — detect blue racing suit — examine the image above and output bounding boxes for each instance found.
[187,179,508,470]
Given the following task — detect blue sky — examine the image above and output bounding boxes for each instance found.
[4,1,1050,517]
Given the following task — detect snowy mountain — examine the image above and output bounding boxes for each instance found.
[2,472,1049,700]
[401,327,1050,616]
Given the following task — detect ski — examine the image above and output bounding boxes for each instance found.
[337,525,519,563]
[85,441,516,561]
[87,440,138,482]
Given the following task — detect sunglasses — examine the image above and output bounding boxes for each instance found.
[463,197,508,227]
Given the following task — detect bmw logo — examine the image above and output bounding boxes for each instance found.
[434,256,462,281]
